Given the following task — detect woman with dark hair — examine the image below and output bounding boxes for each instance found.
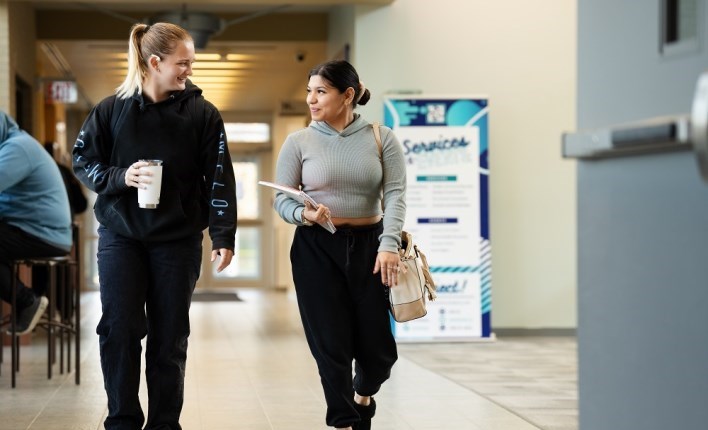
[72,22,236,430]
[273,60,407,430]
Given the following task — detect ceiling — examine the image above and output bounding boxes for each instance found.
[41,38,329,115]
[29,1,393,114]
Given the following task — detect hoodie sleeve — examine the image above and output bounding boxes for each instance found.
[200,104,237,251]
[378,127,407,253]
[72,99,131,195]
[273,135,310,226]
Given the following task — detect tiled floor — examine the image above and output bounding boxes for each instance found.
[0,290,577,430]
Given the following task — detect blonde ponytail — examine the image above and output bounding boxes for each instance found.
[115,22,192,99]
[116,24,150,99]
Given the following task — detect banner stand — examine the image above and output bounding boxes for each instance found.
[384,96,491,342]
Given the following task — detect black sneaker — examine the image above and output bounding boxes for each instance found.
[13,295,48,335]
[352,397,376,430]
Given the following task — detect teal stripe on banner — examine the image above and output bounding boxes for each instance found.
[481,282,492,313]
[417,175,457,182]
[430,266,478,273]
[480,237,492,313]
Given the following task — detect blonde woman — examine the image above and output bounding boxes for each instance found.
[72,22,236,430]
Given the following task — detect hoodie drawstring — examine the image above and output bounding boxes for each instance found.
[343,229,356,269]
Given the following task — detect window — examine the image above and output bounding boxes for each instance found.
[213,226,260,279]
[661,0,701,56]
[224,122,270,143]
[210,157,262,280]
[233,158,260,220]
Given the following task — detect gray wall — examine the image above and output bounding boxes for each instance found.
[577,1,708,428]
[579,0,705,128]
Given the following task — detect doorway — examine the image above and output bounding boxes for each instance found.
[196,122,273,290]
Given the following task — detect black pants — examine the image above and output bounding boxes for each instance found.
[291,221,398,428]
[0,221,68,310]
[96,226,202,430]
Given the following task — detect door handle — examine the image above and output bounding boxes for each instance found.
[691,72,708,182]
[562,73,708,182]
[562,115,690,160]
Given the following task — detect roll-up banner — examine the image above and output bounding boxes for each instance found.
[384,96,491,341]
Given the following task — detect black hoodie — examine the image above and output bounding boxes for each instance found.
[72,81,236,250]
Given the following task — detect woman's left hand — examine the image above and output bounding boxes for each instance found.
[374,251,402,286]
[211,248,234,273]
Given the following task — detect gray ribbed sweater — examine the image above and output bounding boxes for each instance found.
[273,114,406,252]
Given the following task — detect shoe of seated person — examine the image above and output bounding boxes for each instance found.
[13,295,48,335]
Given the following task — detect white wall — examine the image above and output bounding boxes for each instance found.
[351,0,578,329]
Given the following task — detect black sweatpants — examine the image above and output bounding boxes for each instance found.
[291,221,398,428]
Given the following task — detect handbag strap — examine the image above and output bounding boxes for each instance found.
[372,121,383,160]
[400,230,414,257]
[374,122,436,300]
[415,245,437,299]
[372,122,384,212]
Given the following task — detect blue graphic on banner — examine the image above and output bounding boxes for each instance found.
[384,96,491,340]
[418,218,458,224]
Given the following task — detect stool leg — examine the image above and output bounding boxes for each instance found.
[64,263,70,375]
[0,296,4,375]
[58,263,65,375]
[74,261,80,385]
[66,262,73,374]
[47,264,55,380]
[10,262,18,388]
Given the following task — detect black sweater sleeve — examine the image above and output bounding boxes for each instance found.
[72,98,130,195]
[201,103,237,251]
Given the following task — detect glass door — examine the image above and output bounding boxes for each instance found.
[196,123,273,289]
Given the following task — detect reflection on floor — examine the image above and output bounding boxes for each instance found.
[0,290,577,430]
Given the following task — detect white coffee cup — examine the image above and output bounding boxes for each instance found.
[137,159,163,209]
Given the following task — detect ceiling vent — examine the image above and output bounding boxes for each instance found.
[79,3,290,51]
[152,10,224,50]
[279,100,309,116]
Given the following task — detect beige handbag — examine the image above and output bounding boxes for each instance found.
[390,230,437,322]
[372,122,437,322]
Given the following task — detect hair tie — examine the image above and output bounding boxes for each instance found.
[355,82,366,103]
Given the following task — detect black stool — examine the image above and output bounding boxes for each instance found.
[3,255,80,388]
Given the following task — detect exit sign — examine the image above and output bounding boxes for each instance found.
[45,80,77,103]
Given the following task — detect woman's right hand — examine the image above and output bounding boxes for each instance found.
[124,160,151,189]
[303,200,331,225]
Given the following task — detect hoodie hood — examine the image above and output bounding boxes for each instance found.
[0,110,20,147]
[309,113,371,137]
[131,79,203,111]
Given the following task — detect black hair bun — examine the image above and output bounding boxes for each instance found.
[357,89,371,106]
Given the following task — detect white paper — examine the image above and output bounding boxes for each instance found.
[258,181,336,233]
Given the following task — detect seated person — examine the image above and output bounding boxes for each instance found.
[33,142,88,318]
[44,141,88,218]
[0,110,72,335]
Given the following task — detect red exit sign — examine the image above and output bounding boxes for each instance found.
[45,80,77,103]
